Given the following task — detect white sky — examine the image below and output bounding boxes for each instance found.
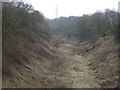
[25,0,119,19]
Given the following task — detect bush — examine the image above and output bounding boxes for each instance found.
[2,2,51,64]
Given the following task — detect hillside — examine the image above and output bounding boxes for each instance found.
[2,2,56,88]
[74,36,118,88]
[2,2,119,88]
[48,9,119,88]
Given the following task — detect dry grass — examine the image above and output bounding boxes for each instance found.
[75,36,118,88]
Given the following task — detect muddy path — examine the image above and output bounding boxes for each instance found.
[50,41,99,88]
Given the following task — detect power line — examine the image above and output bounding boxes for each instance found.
[56,4,58,18]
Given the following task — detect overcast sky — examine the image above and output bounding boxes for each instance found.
[25,0,119,19]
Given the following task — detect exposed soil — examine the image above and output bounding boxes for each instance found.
[52,42,99,88]
[3,39,100,88]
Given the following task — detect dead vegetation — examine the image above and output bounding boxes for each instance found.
[3,36,55,87]
[74,36,118,88]
[2,2,119,89]
[3,34,118,88]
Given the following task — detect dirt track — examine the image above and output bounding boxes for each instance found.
[3,40,100,88]
[51,42,99,88]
